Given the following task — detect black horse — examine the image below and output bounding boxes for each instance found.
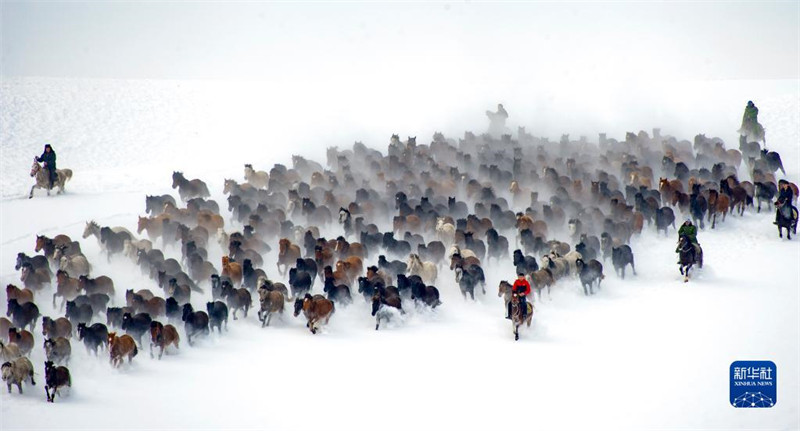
[677,235,698,282]
[776,202,798,240]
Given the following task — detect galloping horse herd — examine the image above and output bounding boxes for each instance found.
[5,127,796,401]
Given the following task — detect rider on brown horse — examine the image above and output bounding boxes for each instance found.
[506,273,530,320]
[36,144,57,189]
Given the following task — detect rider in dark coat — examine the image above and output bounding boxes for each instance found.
[36,144,57,189]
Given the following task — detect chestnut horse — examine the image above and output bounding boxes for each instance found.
[108,332,138,367]
[277,238,301,276]
[293,294,334,334]
[221,256,243,286]
[149,321,179,360]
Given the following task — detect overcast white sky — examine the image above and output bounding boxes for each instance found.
[2,1,798,82]
[1,1,798,152]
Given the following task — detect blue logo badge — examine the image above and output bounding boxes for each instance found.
[730,361,776,408]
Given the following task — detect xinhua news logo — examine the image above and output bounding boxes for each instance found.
[730,361,776,408]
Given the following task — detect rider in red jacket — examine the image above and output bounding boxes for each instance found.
[506,273,531,319]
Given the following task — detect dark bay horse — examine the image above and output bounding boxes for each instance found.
[509,293,533,341]
[776,202,798,240]
[677,235,697,283]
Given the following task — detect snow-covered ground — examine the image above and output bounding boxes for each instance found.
[0,78,798,430]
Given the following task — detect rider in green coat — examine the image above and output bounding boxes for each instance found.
[676,219,702,265]
[738,100,764,140]
[677,220,697,245]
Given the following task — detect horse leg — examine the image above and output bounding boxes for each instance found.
[29,185,35,199]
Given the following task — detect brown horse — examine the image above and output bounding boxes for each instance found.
[335,256,363,284]
[671,190,690,214]
[516,214,535,232]
[257,288,284,327]
[530,268,555,301]
[35,234,72,261]
[5,285,34,305]
[510,291,533,341]
[659,177,684,202]
[706,190,730,229]
[293,294,334,334]
[8,328,34,356]
[54,270,81,309]
[125,289,155,305]
[277,238,301,276]
[78,275,115,296]
[137,214,170,241]
[108,332,138,367]
[221,256,243,286]
[149,321,179,360]
[196,211,224,233]
[42,316,72,340]
[498,280,514,308]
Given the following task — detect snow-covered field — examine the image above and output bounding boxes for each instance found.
[0,78,798,430]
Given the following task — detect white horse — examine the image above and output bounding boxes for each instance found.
[435,217,456,246]
[244,164,269,189]
[447,244,477,261]
[29,157,72,198]
[561,250,584,276]
[407,253,437,285]
[541,254,568,280]
[55,248,91,278]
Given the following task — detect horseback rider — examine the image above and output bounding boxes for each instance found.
[486,103,509,136]
[738,100,763,140]
[676,219,702,264]
[506,273,530,320]
[775,180,797,224]
[35,144,57,189]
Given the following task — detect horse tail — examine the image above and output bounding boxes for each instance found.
[62,169,73,182]
[132,344,138,358]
